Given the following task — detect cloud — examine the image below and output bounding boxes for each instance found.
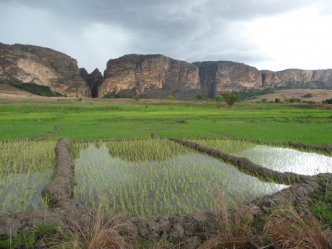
[0,0,331,71]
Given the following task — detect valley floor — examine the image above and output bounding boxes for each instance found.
[0,98,331,144]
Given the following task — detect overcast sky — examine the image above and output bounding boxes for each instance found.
[0,0,331,72]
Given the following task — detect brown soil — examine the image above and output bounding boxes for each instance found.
[250,88,332,102]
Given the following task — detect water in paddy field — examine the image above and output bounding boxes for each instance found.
[234,145,332,175]
[74,144,286,217]
[0,170,52,215]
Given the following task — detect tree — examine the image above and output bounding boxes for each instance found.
[222,93,237,107]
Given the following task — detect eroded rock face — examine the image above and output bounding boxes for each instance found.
[0,43,90,97]
[100,54,200,99]
[80,68,103,97]
[194,61,263,97]
[261,69,332,89]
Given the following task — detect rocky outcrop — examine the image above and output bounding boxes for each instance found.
[1,42,331,99]
[80,68,103,97]
[0,43,90,97]
[100,54,200,99]
[194,61,263,97]
[261,69,332,89]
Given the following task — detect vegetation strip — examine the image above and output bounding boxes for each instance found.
[42,138,77,208]
[171,138,308,185]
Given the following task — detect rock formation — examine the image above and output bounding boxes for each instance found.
[0,42,331,99]
[0,43,90,97]
[100,54,200,99]
[261,69,332,89]
[194,61,263,98]
[80,68,103,97]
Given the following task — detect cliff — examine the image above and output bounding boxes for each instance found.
[0,42,331,99]
[100,54,200,99]
[194,61,263,98]
[261,69,332,89]
[0,43,90,97]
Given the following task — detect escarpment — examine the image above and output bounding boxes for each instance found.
[99,54,200,99]
[261,69,332,89]
[0,43,90,97]
[1,42,331,99]
[194,61,263,98]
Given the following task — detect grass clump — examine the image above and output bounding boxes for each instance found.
[0,223,63,249]
[312,178,332,227]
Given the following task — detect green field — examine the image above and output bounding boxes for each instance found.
[0,99,331,144]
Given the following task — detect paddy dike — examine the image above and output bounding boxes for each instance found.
[0,138,331,247]
[171,138,309,185]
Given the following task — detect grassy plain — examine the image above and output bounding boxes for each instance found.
[0,99,331,144]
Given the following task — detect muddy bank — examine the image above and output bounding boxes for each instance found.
[171,138,308,185]
[42,138,77,208]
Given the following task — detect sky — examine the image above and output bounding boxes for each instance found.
[0,0,331,72]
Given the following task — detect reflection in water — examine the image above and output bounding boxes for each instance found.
[235,145,332,175]
[0,170,52,215]
[75,145,286,217]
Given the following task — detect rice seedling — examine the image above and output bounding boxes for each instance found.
[194,139,332,175]
[0,140,56,214]
[73,139,286,217]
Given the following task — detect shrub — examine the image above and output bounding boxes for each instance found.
[303,93,314,98]
[13,82,62,97]
[323,98,332,104]
[222,93,237,107]
[167,95,175,100]
[215,96,223,102]
[274,98,281,103]
[196,93,207,100]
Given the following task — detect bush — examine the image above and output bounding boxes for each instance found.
[303,93,314,98]
[274,98,281,103]
[215,96,223,102]
[13,82,62,97]
[222,93,237,107]
[323,98,332,104]
[196,93,207,100]
[167,95,175,100]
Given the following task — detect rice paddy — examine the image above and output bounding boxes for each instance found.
[195,139,332,175]
[73,139,287,217]
[0,140,56,214]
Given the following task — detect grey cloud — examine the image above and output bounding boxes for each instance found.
[0,0,328,71]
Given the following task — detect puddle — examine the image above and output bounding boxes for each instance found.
[74,144,286,217]
[235,145,332,175]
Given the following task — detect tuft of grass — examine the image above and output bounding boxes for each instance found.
[59,201,127,249]
[312,179,332,227]
[265,205,329,249]
[0,223,63,249]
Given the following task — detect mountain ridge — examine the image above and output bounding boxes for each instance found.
[0,42,331,99]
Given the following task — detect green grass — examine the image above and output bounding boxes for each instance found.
[0,100,331,144]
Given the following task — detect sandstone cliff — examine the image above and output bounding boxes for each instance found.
[261,69,332,89]
[80,68,103,97]
[194,61,263,98]
[0,43,90,97]
[100,54,200,99]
